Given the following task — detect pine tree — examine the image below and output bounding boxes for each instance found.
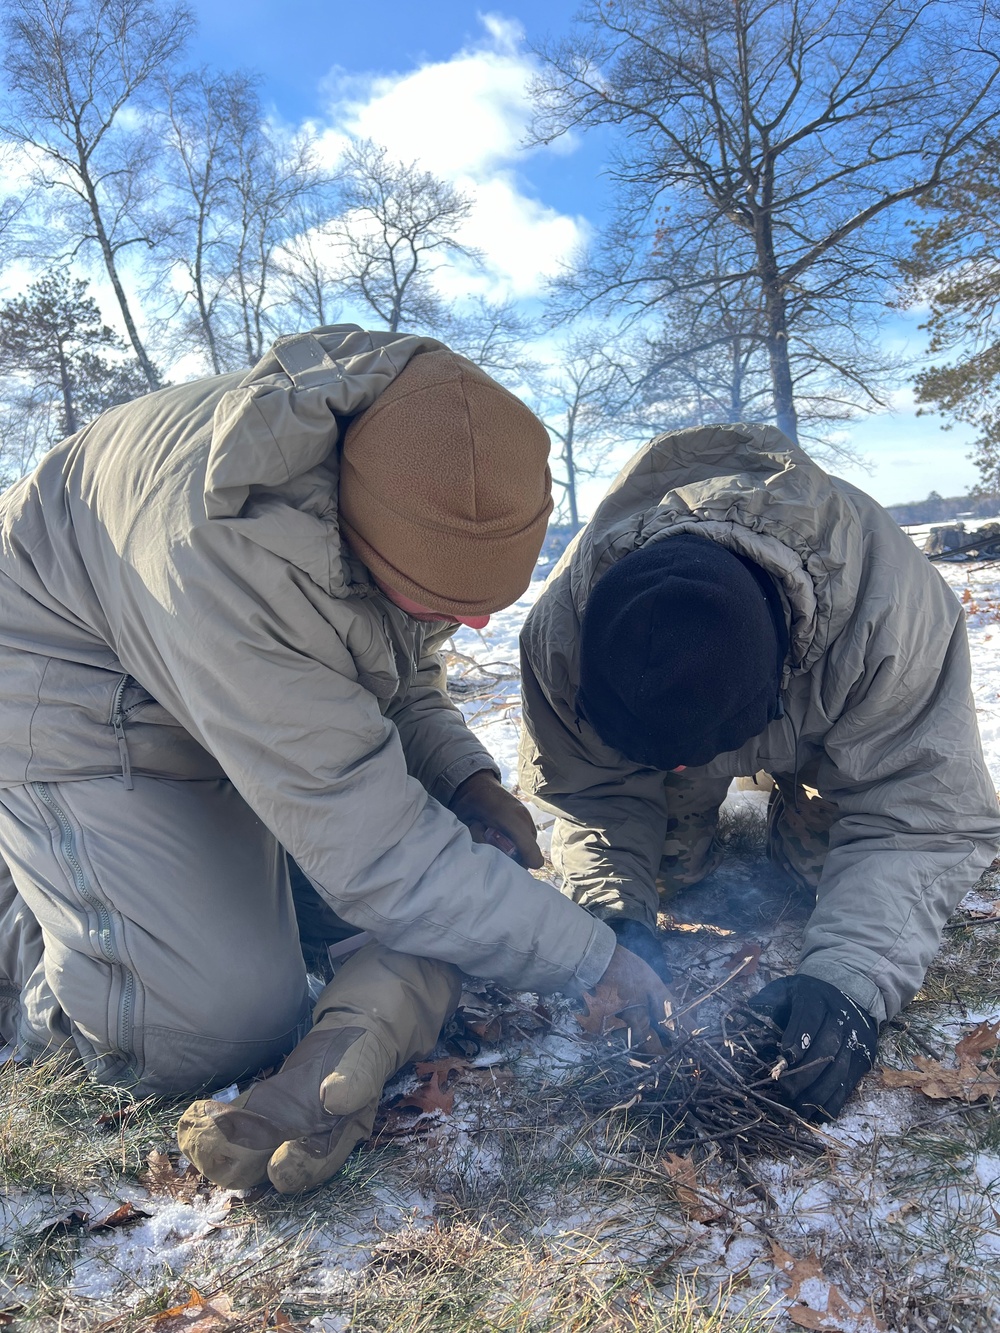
[0,270,149,480]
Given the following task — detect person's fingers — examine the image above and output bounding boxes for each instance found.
[775,1009,839,1098]
[791,1058,850,1120]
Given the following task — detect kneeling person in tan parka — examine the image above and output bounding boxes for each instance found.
[0,326,669,1194]
[519,423,1000,1121]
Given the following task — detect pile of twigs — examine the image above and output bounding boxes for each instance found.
[571,1006,823,1161]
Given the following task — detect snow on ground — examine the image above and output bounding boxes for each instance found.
[4,541,1000,1330]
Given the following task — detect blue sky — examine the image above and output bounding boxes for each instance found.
[185,2,976,509]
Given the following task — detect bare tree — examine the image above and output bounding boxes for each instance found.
[225,115,325,365]
[440,296,539,386]
[1,0,193,388]
[153,69,329,371]
[532,0,1000,444]
[276,195,342,330]
[533,334,636,529]
[154,68,253,374]
[329,140,478,333]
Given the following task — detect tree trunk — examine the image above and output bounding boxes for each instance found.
[563,417,580,531]
[80,170,158,390]
[755,163,798,443]
[193,201,222,375]
[729,337,745,421]
[56,335,77,435]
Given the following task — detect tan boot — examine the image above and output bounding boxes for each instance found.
[178,944,460,1193]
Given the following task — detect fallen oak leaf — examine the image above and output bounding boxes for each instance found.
[769,1239,827,1301]
[659,1152,726,1223]
[465,1014,504,1043]
[396,1072,454,1115]
[146,1289,235,1330]
[140,1149,202,1200]
[963,902,1000,920]
[881,1058,1000,1102]
[394,1059,468,1117]
[576,983,630,1037]
[954,1019,1000,1065]
[770,1240,887,1332]
[789,1290,887,1333]
[88,1201,150,1232]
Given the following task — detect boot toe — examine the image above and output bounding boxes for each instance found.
[266,1103,377,1194]
[177,1098,281,1190]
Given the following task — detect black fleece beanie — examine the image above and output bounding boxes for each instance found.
[577,534,788,770]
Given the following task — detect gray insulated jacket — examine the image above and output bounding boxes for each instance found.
[518,424,1000,1022]
[0,325,615,996]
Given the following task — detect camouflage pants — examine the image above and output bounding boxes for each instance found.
[656,769,836,896]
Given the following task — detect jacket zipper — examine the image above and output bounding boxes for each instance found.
[31,781,136,1067]
[110,674,134,791]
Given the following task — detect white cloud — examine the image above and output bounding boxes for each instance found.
[326,15,531,179]
[315,14,587,301]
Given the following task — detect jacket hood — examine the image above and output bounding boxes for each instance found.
[568,423,864,675]
[205,325,447,597]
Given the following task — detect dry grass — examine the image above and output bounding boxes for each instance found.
[2,811,999,1330]
[332,1221,780,1333]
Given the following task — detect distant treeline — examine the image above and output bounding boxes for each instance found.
[886,492,1000,526]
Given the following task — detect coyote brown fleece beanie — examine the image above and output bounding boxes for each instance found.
[339,349,553,616]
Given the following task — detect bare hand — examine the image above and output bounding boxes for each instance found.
[449,769,544,869]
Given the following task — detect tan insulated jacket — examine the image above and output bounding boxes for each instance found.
[0,326,615,996]
[518,424,1000,1022]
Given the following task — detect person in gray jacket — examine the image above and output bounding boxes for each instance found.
[0,326,669,1193]
[519,423,1000,1120]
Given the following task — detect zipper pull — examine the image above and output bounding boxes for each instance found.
[112,715,134,791]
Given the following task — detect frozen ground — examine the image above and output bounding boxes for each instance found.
[2,544,999,1331]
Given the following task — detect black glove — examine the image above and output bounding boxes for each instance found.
[606,916,672,984]
[742,974,878,1121]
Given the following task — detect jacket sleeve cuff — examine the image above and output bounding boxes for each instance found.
[567,917,618,995]
[430,753,501,806]
[796,959,887,1024]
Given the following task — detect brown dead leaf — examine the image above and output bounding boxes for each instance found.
[659,1152,726,1223]
[769,1239,826,1300]
[881,1059,1000,1101]
[725,941,762,978]
[88,1201,150,1232]
[466,1014,504,1043]
[881,1019,1000,1103]
[146,1289,235,1330]
[964,902,1000,920]
[770,1240,887,1332]
[395,1059,467,1117]
[576,983,630,1037]
[140,1149,202,1200]
[885,1018,1000,1103]
[954,1019,1000,1064]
